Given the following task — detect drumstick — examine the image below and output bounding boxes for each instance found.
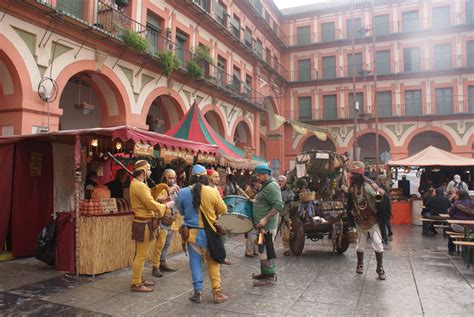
[237,187,250,200]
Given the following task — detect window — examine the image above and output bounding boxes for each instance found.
[434,44,451,70]
[467,0,474,25]
[405,90,422,116]
[252,0,262,15]
[469,86,474,113]
[435,88,453,115]
[193,0,210,12]
[244,75,252,98]
[321,22,335,42]
[348,53,363,77]
[374,15,390,36]
[215,2,227,27]
[377,91,392,117]
[146,13,163,55]
[346,18,362,39]
[231,15,241,39]
[244,27,252,48]
[274,56,280,73]
[297,26,311,45]
[256,39,263,58]
[298,96,312,120]
[298,59,311,81]
[265,48,271,64]
[217,56,226,86]
[323,95,337,120]
[57,0,84,18]
[403,47,420,72]
[175,31,188,65]
[467,41,474,68]
[322,56,336,80]
[402,11,419,32]
[232,66,241,93]
[432,6,450,28]
[348,92,364,118]
[376,50,391,75]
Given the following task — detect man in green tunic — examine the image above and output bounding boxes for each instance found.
[252,163,283,286]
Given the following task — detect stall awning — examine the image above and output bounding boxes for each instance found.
[165,101,266,168]
[0,126,218,154]
[388,146,474,167]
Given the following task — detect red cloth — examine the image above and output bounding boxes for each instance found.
[55,212,76,273]
[0,144,14,250]
[11,141,54,256]
[391,201,412,225]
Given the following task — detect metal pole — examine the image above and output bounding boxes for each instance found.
[351,1,358,161]
[372,0,380,174]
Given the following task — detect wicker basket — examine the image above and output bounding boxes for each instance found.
[300,191,315,202]
[347,231,358,244]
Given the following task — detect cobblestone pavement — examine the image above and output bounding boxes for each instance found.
[1,225,473,316]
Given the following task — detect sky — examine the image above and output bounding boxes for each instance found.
[273,0,327,10]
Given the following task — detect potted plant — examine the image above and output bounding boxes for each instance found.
[157,50,180,76]
[195,45,213,64]
[115,0,129,9]
[187,60,203,79]
[120,29,149,54]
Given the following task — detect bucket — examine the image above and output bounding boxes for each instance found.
[411,199,423,226]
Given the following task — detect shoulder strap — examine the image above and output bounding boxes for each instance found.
[248,179,275,200]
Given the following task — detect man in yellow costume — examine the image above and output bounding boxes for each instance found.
[152,169,180,277]
[130,160,174,292]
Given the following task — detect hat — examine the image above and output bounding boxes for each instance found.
[277,175,287,182]
[348,161,365,175]
[134,160,151,172]
[255,163,272,175]
[192,164,207,176]
[249,174,258,183]
[207,169,218,177]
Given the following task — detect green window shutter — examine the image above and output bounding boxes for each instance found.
[467,0,474,24]
[469,86,474,113]
[298,96,312,120]
[298,59,311,81]
[374,15,389,35]
[403,47,420,72]
[323,95,337,120]
[377,91,392,117]
[402,11,419,32]
[346,18,362,39]
[435,88,453,115]
[405,90,422,116]
[321,22,335,42]
[322,56,336,79]
[57,0,84,19]
[467,41,474,67]
[349,92,364,118]
[297,26,311,45]
[348,53,363,77]
[432,6,450,28]
[376,50,391,75]
[434,44,451,70]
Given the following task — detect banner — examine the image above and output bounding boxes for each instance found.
[292,124,308,135]
[313,131,327,141]
[274,114,286,129]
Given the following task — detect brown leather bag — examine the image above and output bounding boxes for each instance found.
[160,214,176,226]
[178,224,189,242]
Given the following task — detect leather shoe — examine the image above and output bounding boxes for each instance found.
[152,266,163,277]
[130,284,153,292]
[159,264,177,272]
[223,259,231,265]
[142,279,155,287]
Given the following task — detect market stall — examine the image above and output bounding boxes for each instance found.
[0,126,217,275]
[388,146,474,225]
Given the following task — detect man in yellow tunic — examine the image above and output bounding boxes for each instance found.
[152,169,179,277]
[130,160,174,292]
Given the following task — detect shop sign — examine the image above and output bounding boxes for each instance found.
[160,148,195,164]
[315,152,330,159]
[134,143,154,157]
[29,152,43,176]
[198,153,217,164]
[100,198,118,213]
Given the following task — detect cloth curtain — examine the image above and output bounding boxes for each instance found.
[0,144,14,251]
[53,143,75,216]
[11,141,53,257]
[55,212,76,273]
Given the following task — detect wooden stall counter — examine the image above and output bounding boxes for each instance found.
[391,200,412,225]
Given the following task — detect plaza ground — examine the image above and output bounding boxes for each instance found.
[0,225,473,316]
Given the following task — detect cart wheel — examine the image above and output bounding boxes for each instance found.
[290,217,305,256]
[335,234,350,254]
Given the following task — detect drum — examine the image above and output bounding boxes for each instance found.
[217,195,253,234]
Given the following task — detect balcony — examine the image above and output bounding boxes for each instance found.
[285,12,474,48]
[287,54,474,83]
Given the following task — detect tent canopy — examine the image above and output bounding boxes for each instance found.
[166,101,266,168]
[388,146,474,167]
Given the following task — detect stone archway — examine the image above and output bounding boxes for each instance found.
[261,97,279,131]
[233,120,252,148]
[204,110,225,136]
[408,131,452,156]
[358,133,391,163]
[147,95,184,133]
[302,135,336,152]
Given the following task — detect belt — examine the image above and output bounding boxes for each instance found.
[134,216,153,221]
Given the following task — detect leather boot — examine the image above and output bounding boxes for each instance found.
[212,289,229,304]
[152,266,163,277]
[159,263,177,272]
[375,252,386,280]
[189,291,202,303]
[356,251,364,274]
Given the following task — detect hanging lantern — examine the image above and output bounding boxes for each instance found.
[91,137,99,148]
[115,140,123,151]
